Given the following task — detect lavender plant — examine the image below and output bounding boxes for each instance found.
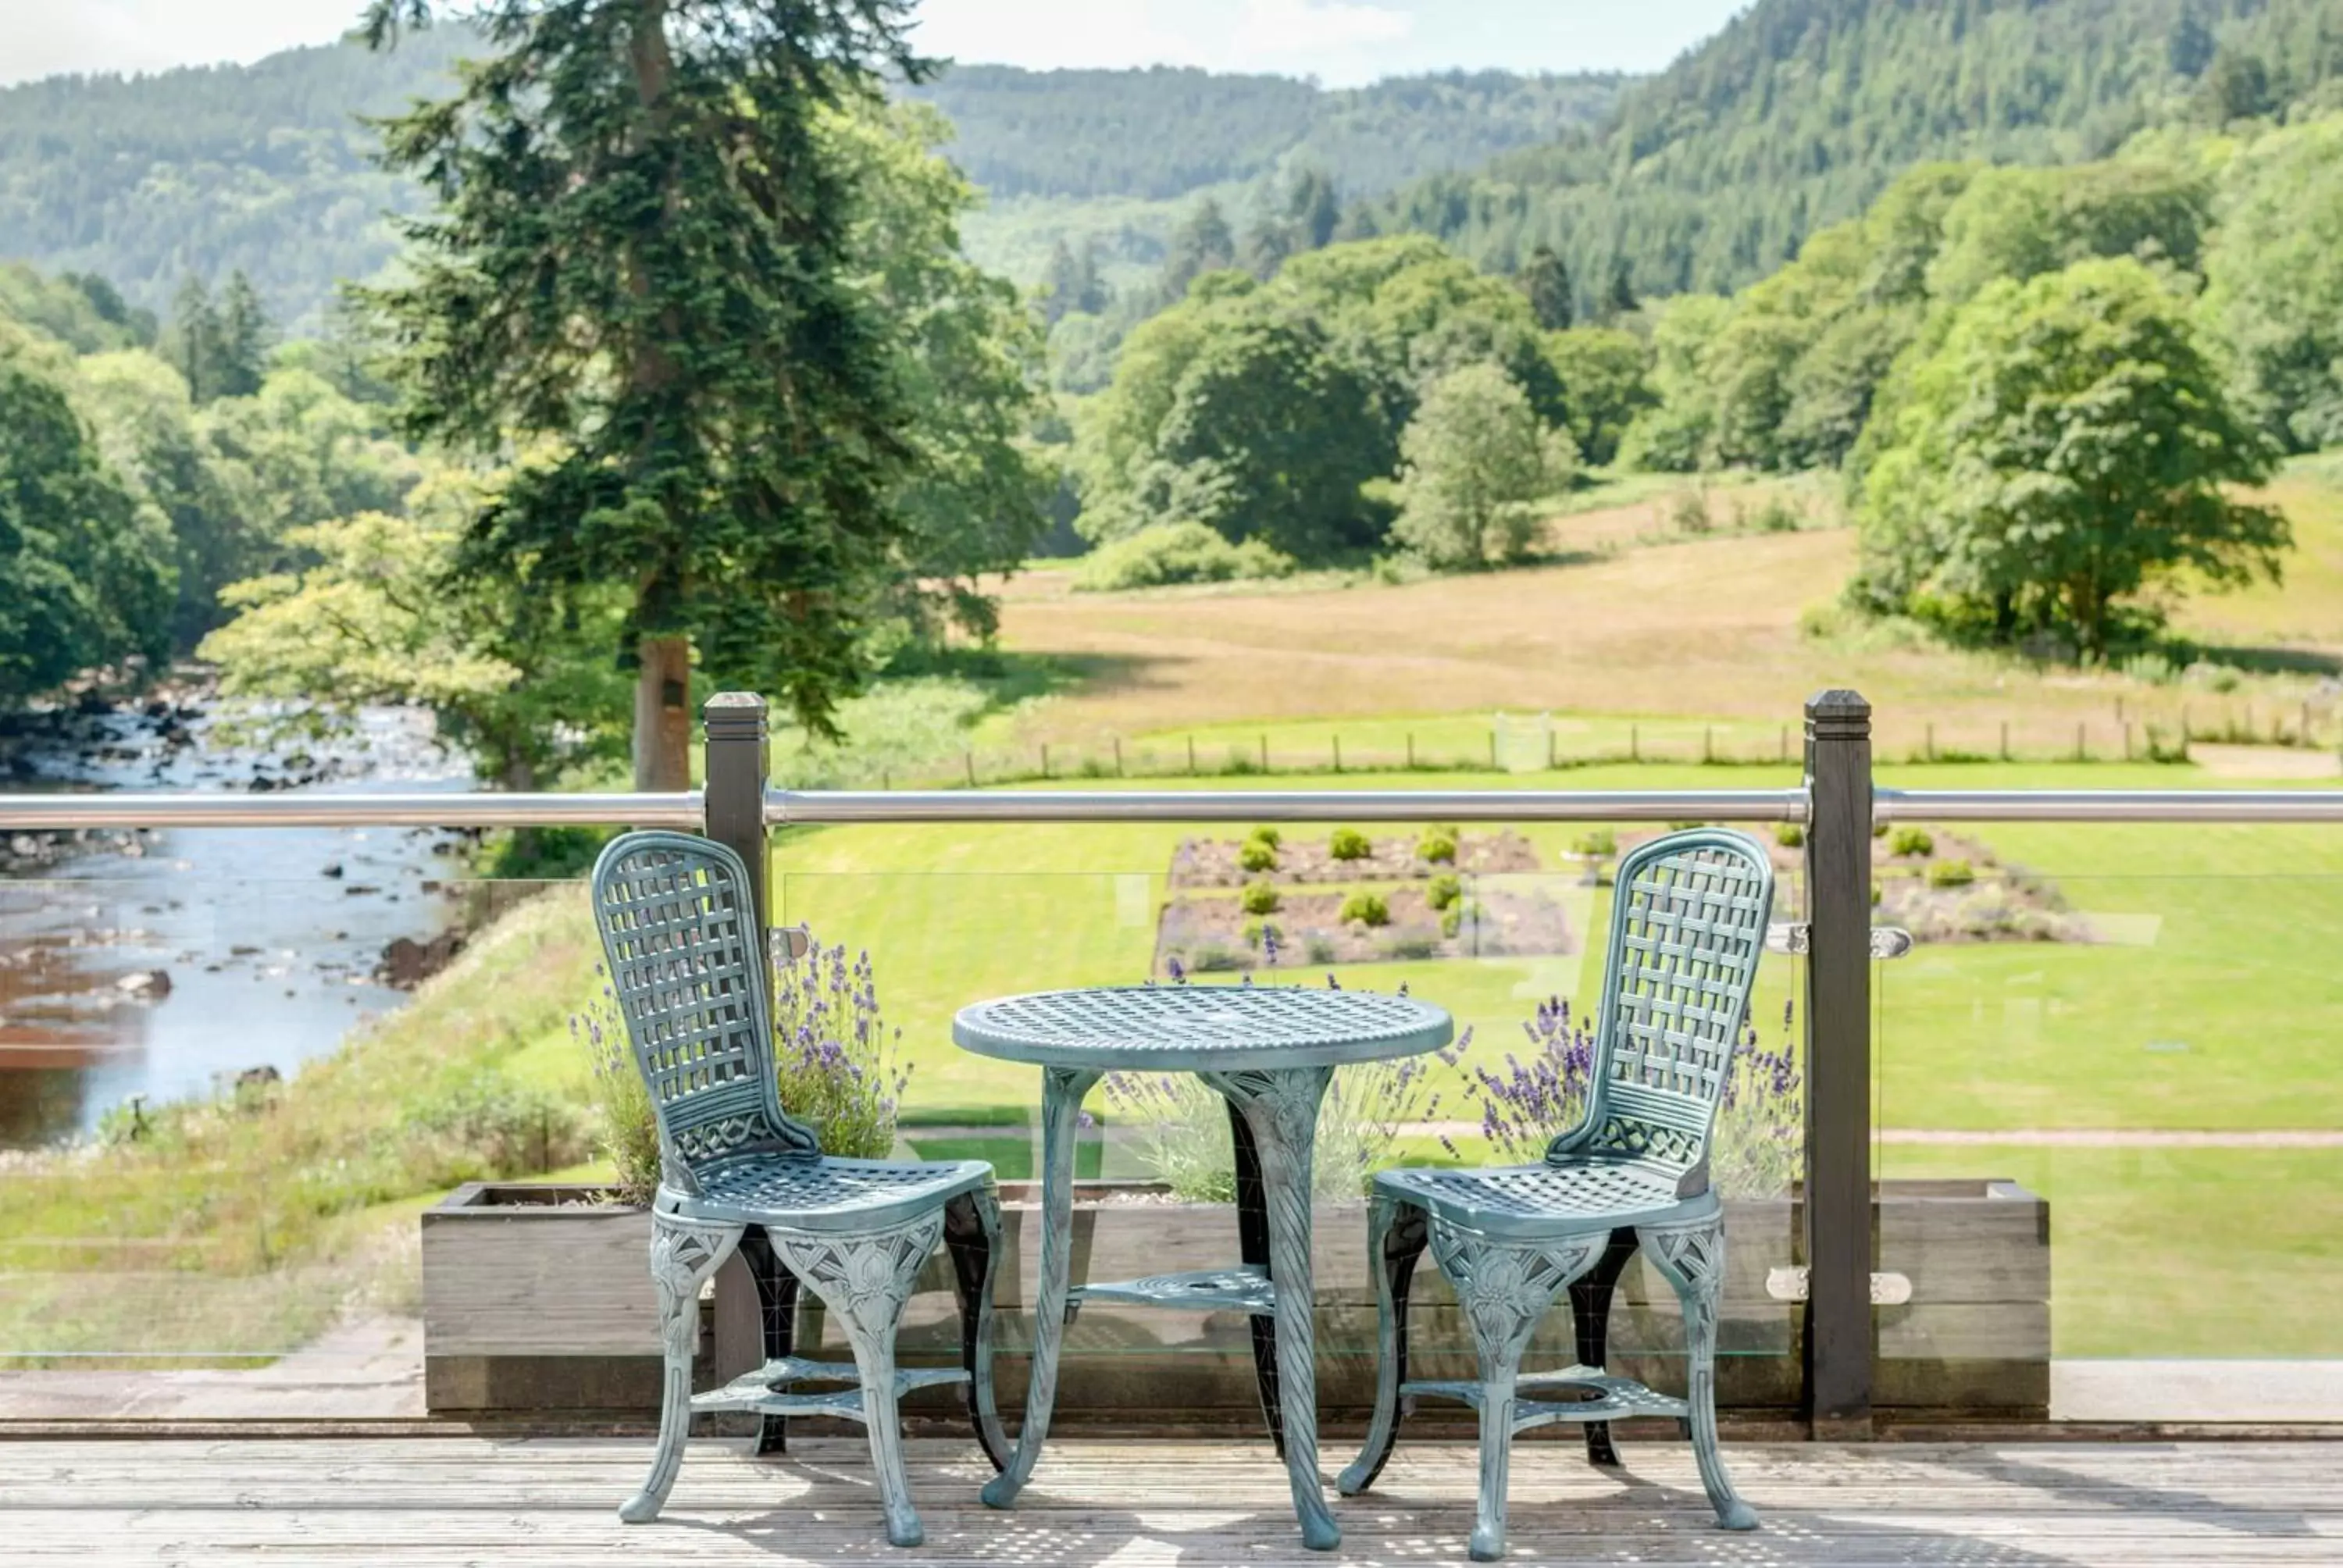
[1463,996,1802,1198]
[572,929,910,1206]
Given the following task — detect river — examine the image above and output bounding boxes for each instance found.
[0,691,469,1149]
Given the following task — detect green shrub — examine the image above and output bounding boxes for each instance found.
[1329,826,1373,861]
[1774,822,1804,848]
[1072,521,1298,592]
[1425,872,1463,911]
[1238,839,1278,873]
[1870,878,1883,905]
[1416,830,1458,864]
[1667,819,1705,831]
[1439,905,1464,939]
[1928,859,1977,889]
[1240,879,1282,915]
[1338,890,1390,927]
[1306,937,1338,964]
[1889,826,1935,857]
[1190,946,1245,973]
[1570,828,1616,858]
[1384,935,1438,960]
[1246,825,1282,849]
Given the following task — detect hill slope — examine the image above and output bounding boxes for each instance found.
[0,39,1624,326]
[1362,0,2343,308]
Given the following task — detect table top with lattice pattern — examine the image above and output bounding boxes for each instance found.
[953,984,1453,1071]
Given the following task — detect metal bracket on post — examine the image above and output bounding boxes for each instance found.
[1802,689,1876,1440]
[702,693,776,1434]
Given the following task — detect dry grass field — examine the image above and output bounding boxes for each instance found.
[993,467,2343,760]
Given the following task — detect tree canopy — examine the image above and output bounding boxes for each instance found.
[1853,257,2284,657]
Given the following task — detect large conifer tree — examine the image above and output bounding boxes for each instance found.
[361,1,926,787]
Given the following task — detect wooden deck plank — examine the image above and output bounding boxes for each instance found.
[2,1438,2337,1566]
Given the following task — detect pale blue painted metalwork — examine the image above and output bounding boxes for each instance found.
[592,831,1007,1547]
[1337,828,1777,1561]
[957,985,1453,1553]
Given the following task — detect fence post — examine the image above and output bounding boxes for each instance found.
[1114,736,1124,776]
[702,692,770,935]
[702,692,777,1438]
[1803,688,1874,1439]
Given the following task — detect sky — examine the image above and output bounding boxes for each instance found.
[0,0,1751,88]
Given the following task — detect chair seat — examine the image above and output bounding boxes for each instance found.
[1374,1157,1713,1239]
[659,1154,991,1233]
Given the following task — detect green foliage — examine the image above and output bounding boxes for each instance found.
[1329,826,1373,861]
[1416,829,1458,864]
[1338,890,1391,926]
[1774,822,1805,848]
[1541,326,1654,467]
[0,262,154,352]
[358,2,930,764]
[1391,362,1575,569]
[1928,858,1978,889]
[198,472,631,790]
[1356,0,2343,312]
[1853,258,2285,658]
[1425,872,1464,911]
[2202,117,2343,451]
[1240,879,1282,916]
[401,1067,586,1190]
[1571,828,1617,857]
[1239,838,1279,873]
[1071,521,1298,591]
[1247,825,1282,849]
[1074,234,1564,563]
[1520,244,1573,330]
[576,989,660,1207]
[1889,826,1936,858]
[0,329,176,700]
[906,65,1624,205]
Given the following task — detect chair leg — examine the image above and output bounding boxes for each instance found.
[737,1229,800,1457]
[1569,1228,1640,1468]
[944,1189,1013,1472]
[1639,1212,1756,1532]
[1337,1192,1427,1497]
[622,1213,744,1524]
[769,1213,949,1548]
[1425,1221,1608,1563]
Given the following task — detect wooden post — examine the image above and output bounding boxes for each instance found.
[1332,735,1342,773]
[701,693,769,935]
[1114,736,1124,776]
[964,750,976,788]
[1630,724,1639,763]
[1924,722,1934,762]
[1187,736,1197,775]
[1999,720,2009,761]
[1040,743,1050,779]
[2303,701,2313,750]
[1703,725,1714,764]
[1407,732,1416,768]
[1261,733,1269,772]
[1803,689,1874,1439]
[2075,723,2085,761]
[1548,729,1558,771]
[1489,729,1499,769]
[702,693,777,1438]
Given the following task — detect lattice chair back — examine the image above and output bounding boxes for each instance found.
[1560,828,1775,1196]
[590,831,819,1198]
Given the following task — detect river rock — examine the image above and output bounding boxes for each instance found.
[376,931,466,989]
[115,968,173,1000]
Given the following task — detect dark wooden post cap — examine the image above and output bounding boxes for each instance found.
[1805,688,1871,739]
[704,691,768,739]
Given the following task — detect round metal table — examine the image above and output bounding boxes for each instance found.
[954,984,1453,1551]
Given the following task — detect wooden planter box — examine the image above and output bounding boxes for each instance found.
[420,1177,2047,1425]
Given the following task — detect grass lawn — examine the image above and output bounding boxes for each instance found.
[1880,1143,2343,1358]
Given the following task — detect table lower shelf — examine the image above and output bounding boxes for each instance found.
[1072,1264,1276,1317]
[690,1356,969,1423]
[1404,1367,1690,1431]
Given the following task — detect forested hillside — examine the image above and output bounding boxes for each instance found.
[904,66,1624,201]
[0,35,1621,329]
[1359,0,2343,311]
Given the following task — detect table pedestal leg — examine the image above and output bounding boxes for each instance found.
[982,1065,1098,1511]
[1208,1065,1339,1552]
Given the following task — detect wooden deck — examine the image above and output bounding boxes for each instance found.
[5,1436,2338,1564]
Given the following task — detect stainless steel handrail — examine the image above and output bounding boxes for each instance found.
[6,784,2343,830]
[1876,788,2343,823]
[765,788,1810,825]
[0,792,702,829]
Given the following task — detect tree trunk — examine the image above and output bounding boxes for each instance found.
[633,633,691,792]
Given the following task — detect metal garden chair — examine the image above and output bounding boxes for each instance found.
[1338,828,1776,1561]
[590,831,1009,1547]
